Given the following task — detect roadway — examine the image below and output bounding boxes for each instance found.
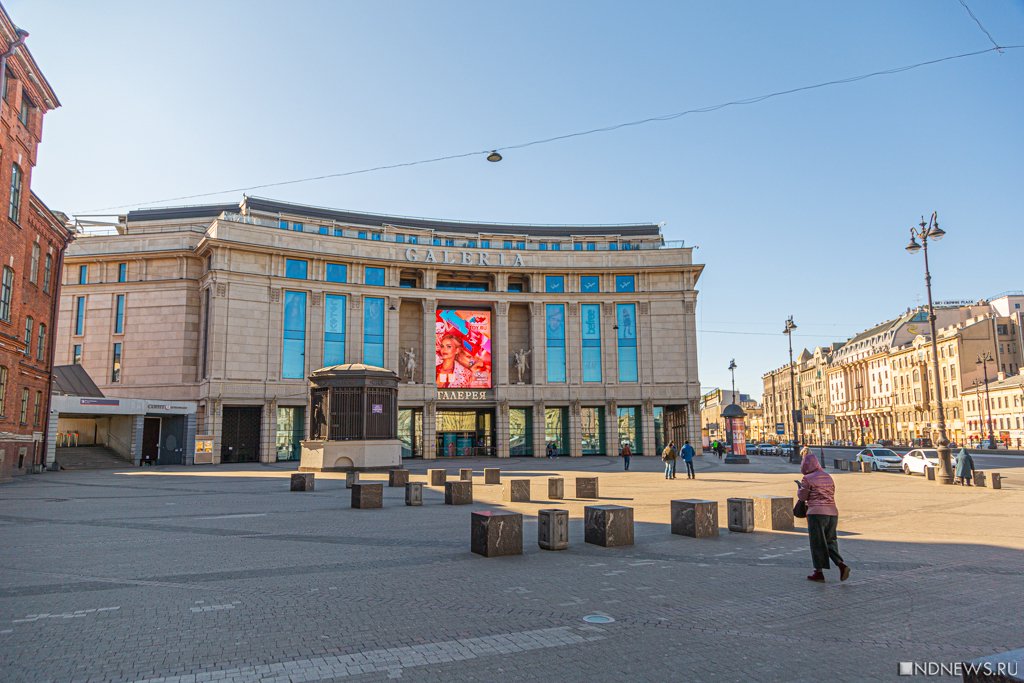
[792,445,1024,471]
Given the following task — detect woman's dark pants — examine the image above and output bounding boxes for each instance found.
[807,514,844,569]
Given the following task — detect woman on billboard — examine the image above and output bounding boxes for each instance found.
[436,334,472,388]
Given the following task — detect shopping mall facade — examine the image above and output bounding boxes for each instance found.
[55,196,704,463]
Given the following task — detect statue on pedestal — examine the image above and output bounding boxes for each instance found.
[513,348,531,384]
[402,347,417,383]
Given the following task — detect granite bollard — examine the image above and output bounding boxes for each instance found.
[547,477,564,500]
[754,495,794,531]
[925,466,936,481]
[388,469,409,487]
[445,480,473,505]
[575,477,599,499]
[538,508,569,551]
[405,482,423,506]
[671,499,719,538]
[727,497,755,533]
[503,479,531,502]
[484,468,501,484]
[973,470,987,487]
[351,482,383,509]
[833,458,843,471]
[428,469,446,486]
[860,461,872,473]
[290,472,315,492]
[345,471,359,488]
[584,505,634,547]
[459,468,473,481]
[471,510,523,557]
[991,473,1002,489]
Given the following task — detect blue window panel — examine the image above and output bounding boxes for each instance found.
[114,294,125,334]
[445,239,454,246]
[437,281,488,292]
[507,282,523,293]
[282,291,307,379]
[573,243,583,251]
[323,294,346,366]
[409,236,418,244]
[551,243,561,251]
[365,267,385,287]
[609,242,618,251]
[616,275,636,292]
[318,226,329,235]
[580,276,600,293]
[433,238,442,246]
[546,304,566,383]
[291,222,303,232]
[481,240,490,249]
[372,233,382,241]
[78,265,88,284]
[503,240,512,249]
[117,263,127,283]
[363,297,385,367]
[279,220,288,229]
[325,263,347,283]
[586,242,596,251]
[466,240,476,248]
[581,303,602,382]
[516,241,524,250]
[358,231,368,240]
[285,259,308,279]
[333,228,344,237]
[616,303,638,382]
[545,275,564,293]
[72,344,82,365]
[74,297,85,335]
[395,234,406,244]
[540,243,548,251]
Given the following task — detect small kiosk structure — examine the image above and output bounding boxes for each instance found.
[299,364,401,471]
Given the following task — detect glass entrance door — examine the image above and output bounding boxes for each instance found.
[436,409,494,456]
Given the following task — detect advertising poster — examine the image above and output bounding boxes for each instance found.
[435,309,492,388]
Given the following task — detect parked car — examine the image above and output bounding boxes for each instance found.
[855,447,903,472]
[902,449,941,475]
[757,443,777,455]
[979,439,1000,449]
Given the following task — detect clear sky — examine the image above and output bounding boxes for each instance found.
[10,0,1024,398]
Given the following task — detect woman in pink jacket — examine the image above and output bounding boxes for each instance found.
[797,447,851,582]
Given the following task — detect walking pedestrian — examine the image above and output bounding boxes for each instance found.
[716,441,725,459]
[546,442,555,459]
[954,447,975,486]
[661,441,677,479]
[620,442,632,471]
[797,446,851,583]
[681,440,696,479]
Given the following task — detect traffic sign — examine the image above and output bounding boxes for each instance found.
[775,423,785,435]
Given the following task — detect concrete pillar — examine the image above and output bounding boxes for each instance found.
[533,402,547,458]
[45,408,60,469]
[130,414,144,466]
[639,301,654,384]
[641,400,656,457]
[566,303,581,385]
[496,401,511,458]
[262,399,277,463]
[530,302,546,385]
[606,401,619,456]
[421,299,437,390]
[349,295,363,363]
[494,302,509,387]
[307,291,324,372]
[569,401,582,457]
[385,296,400,373]
[423,400,437,460]
[184,412,197,466]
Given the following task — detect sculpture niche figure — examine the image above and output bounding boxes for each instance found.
[513,348,532,384]
[402,347,417,383]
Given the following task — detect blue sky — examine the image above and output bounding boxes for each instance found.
[12,0,1024,398]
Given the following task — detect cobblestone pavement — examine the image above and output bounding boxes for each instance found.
[2,454,1022,682]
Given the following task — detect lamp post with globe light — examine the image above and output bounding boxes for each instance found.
[905,212,953,484]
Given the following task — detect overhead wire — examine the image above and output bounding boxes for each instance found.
[956,0,1002,52]
[76,44,1021,215]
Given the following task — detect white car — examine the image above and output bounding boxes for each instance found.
[855,447,903,472]
[901,449,941,475]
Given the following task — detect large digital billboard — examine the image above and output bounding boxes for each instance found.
[435,309,492,389]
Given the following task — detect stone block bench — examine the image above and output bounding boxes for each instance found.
[459,468,473,481]
[428,469,446,486]
[290,472,314,492]
[483,468,501,484]
[471,510,523,557]
[388,469,409,487]
[575,476,599,499]
[754,495,794,531]
[973,471,987,487]
[503,479,531,502]
[992,472,1003,489]
[445,480,473,505]
[405,482,423,506]
[538,509,569,551]
[547,477,564,500]
[671,499,719,538]
[584,505,634,547]
[351,482,383,509]
[345,471,359,488]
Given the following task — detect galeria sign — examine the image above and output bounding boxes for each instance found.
[405,248,524,267]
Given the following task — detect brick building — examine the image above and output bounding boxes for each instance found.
[0,4,66,480]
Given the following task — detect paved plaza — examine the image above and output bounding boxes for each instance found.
[2,453,1023,682]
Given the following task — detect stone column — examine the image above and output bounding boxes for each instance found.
[530,302,546,385]
[641,399,656,457]
[533,402,547,458]
[566,303,581,385]
[349,295,363,364]
[422,399,437,459]
[494,302,509,387]
[385,296,400,373]
[639,301,654,384]
[496,400,511,458]
[307,291,324,372]
[688,400,702,454]
[131,414,144,466]
[569,399,583,457]
[421,299,437,389]
[267,287,283,381]
[263,398,277,463]
[602,302,617,386]
[606,400,619,456]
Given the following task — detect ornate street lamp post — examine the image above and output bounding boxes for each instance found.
[783,316,800,461]
[976,352,996,448]
[905,212,953,484]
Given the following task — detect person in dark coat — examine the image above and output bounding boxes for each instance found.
[954,448,975,486]
[797,447,851,582]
